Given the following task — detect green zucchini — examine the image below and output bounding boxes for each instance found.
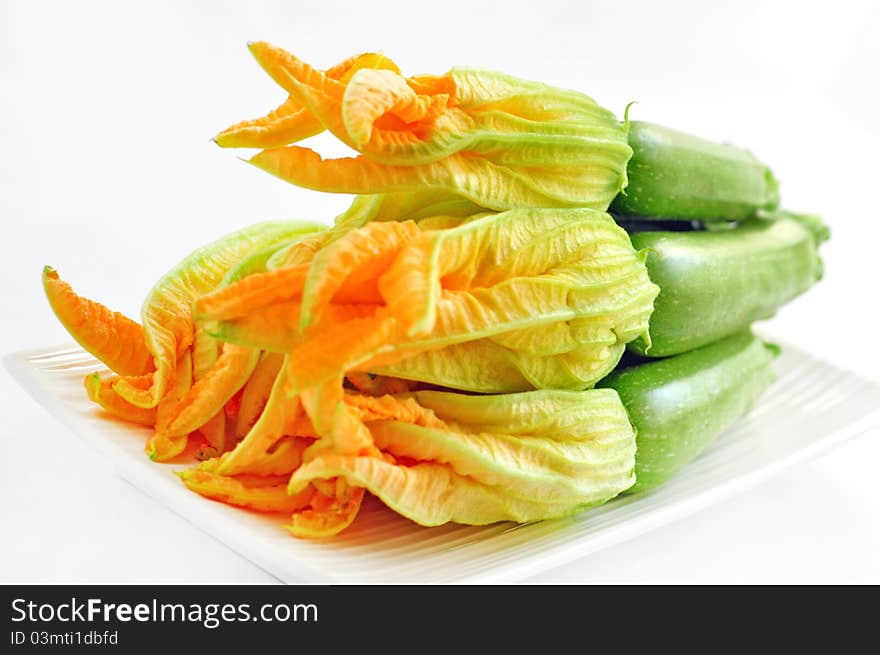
[611,121,780,220]
[629,217,823,357]
[600,331,778,493]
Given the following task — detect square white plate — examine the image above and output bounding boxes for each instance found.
[5,340,880,583]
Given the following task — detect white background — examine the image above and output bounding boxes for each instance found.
[1,0,878,583]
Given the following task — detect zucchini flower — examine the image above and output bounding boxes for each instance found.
[215,42,632,212]
[181,383,638,537]
[44,222,326,461]
[194,208,659,396]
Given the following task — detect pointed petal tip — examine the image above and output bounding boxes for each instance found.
[247,41,265,63]
[244,150,273,171]
[213,133,236,148]
[247,40,273,58]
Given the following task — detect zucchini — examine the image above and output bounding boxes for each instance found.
[611,121,779,220]
[629,217,822,357]
[600,331,778,493]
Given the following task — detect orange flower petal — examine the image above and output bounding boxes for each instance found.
[43,267,154,376]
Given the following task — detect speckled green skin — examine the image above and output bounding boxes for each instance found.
[628,217,822,357]
[600,331,778,493]
[610,121,779,221]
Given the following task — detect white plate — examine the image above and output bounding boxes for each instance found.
[5,340,880,583]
